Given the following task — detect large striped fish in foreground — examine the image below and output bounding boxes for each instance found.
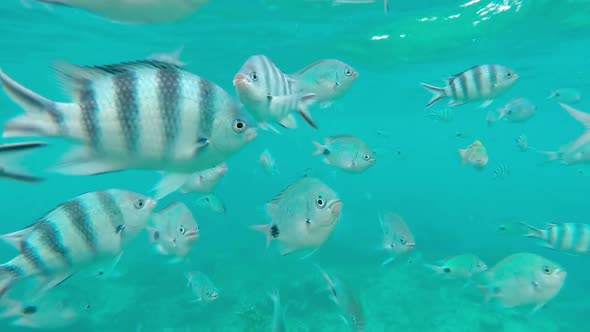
[0,189,157,298]
[0,142,47,183]
[519,222,590,255]
[234,55,318,133]
[0,58,257,200]
[421,64,519,108]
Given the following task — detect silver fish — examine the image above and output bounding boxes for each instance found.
[195,193,226,214]
[548,88,581,104]
[0,142,47,183]
[0,189,157,298]
[147,202,199,260]
[312,135,376,173]
[180,163,228,195]
[422,64,519,108]
[316,266,365,331]
[185,271,219,303]
[488,98,537,125]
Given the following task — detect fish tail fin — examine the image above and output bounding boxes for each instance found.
[423,263,444,274]
[0,297,23,319]
[0,69,65,139]
[0,264,23,299]
[0,142,47,183]
[297,93,318,129]
[519,222,545,239]
[184,272,194,287]
[421,83,446,108]
[249,224,273,248]
[537,150,560,162]
[458,148,468,165]
[312,141,328,156]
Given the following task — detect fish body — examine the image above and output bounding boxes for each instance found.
[0,189,157,298]
[312,135,375,173]
[291,59,358,108]
[147,202,199,259]
[458,140,488,169]
[269,290,287,332]
[421,64,518,108]
[380,212,415,261]
[488,98,536,125]
[185,271,219,302]
[0,142,47,183]
[0,59,257,178]
[234,55,318,132]
[541,140,590,165]
[34,0,208,24]
[428,108,454,122]
[180,163,228,194]
[317,267,364,331]
[195,193,226,214]
[492,163,510,180]
[260,149,279,176]
[251,177,343,256]
[519,222,590,255]
[548,88,581,104]
[425,254,487,280]
[515,134,528,152]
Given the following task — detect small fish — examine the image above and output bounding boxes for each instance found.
[269,290,287,332]
[428,108,454,122]
[185,271,219,303]
[234,55,318,132]
[539,141,590,165]
[458,140,489,169]
[312,135,376,173]
[425,254,488,280]
[422,64,519,108]
[251,177,343,256]
[260,149,279,176]
[548,88,581,104]
[379,212,415,266]
[492,163,510,180]
[180,163,228,195]
[497,220,530,236]
[291,59,358,109]
[0,58,257,200]
[195,193,226,214]
[477,252,566,315]
[488,98,537,125]
[316,266,365,331]
[519,222,590,255]
[0,142,47,183]
[0,189,157,298]
[516,134,528,152]
[32,0,209,24]
[147,202,199,260]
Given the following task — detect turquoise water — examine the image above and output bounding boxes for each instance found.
[1,0,590,331]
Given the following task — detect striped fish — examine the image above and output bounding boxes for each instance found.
[0,142,47,183]
[234,55,318,133]
[428,108,454,122]
[421,64,519,108]
[492,163,510,180]
[516,134,528,152]
[0,189,157,298]
[0,58,257,198]
[520,222,590,255]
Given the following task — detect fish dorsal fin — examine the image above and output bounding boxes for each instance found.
[546,223,558,230]
[147,46,186,67]
[0,225,36,250]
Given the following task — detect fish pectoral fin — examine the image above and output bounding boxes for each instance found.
[278,114,298,129]
[479,100,494,109]
[528,302,547,317]
[150,172,191,200]
[29,272,73,301]
[258,122,281,134]
[381,256,396,267]
[298,248,319,260]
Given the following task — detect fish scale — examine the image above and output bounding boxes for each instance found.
[114,71,141,154]
[157,68,181,158]
[62,200,98,254]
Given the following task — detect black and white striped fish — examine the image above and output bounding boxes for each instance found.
[492,163,510,180]
[516,134,528,152]
[0,142,47,183]
[0,189,157,298]
[421,64,519,108]
[520,222,590,255]
[234,55,318,133]
[0,58,257,199]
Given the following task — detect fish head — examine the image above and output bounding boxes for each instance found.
[234,55,274,99]
[205,288,219,301]
[360,149,377,167]
[174,214,200,246]
[536,261,567,291]
[475,259,489,273]
[494,65,519,90]
[304,190,343,233]
[209,102,258,155]
[110,190,158,232]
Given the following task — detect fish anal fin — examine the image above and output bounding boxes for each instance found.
[150,173,191,200]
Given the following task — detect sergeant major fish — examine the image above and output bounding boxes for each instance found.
[422,64,518,108]
[0,58,257,200]
[0,142,47,183]
[251,176,343,256]
[312,135,376,173]
[147,202,199,261]
[518,222,590,255]
[0,189,157,298]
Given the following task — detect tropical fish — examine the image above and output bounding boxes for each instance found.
[492,163,510,180]
[477,252,566,315]
[316,266,365,331]
[422,64,519,108]
[234,54,318,132]
[0,189,157,298]
[251,176,343,256]
[291,59,358,109]
[428,108,454,122]
[518,222,590,255]
[0,58,257,200]
[487,98,537,125]
[0,142,47,183]
[195,193,226,214]
[515,134,528,152]
[260,149,279,176]
[548,88,581,104]
[179,163,228,195]
[312,135,376,173]
[425,254,488,280]
[379,212,416,266]
[185,271,219,303]
[459,140,488,169]
[147,202,199,260]
[269,290,287,332]
[30,0,209,24]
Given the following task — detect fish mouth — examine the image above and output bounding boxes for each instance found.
[186,231,199,240]
[329,200,343,218]
[352,71,359,79]
[245,128,258,142]
[147,198,158,209]
[233,73,248,87]
[218,163,228,174]
[406,242,416,248]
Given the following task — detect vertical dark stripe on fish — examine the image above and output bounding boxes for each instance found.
[96,191,124,234]
[79,81,101,151]
[62,200,97,253]
[489,65,498,91]
[450,77,459,99]
[197,79,214,147]
[578,223,590,252]
[114,71,140,154]
[473,65,484,98]
[19,241,46,273]
[157,68,181,158]
[458,73,469,100]
[35,220,70,267]
[260,57,273,95]
[0,264,24,296]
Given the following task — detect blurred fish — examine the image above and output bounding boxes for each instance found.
[251,176,343,256]
[260,149,280,176]
[0,189,157,298]
[492,163,510,180]
[312,135,376,173]
[539,140,590,165]
[180,163,228,195]
[548,88,581,104]
[519,222,590,255]
[477,252,566,315]
[147,202,199,261]
[195,193,226,214]
[234,55,318,132]
[558,103,590,153]
[425,254,488,280]
[496,220,530,236]
[30,0,208,24]
[428,108,454,122]
[316,266,365,331]
[515,134,528,152]
[0,142,47,183]
[291,59,358,109]
[422,64,519,108]
[459,140,489,169]
[487,98,537,125]
[269,290,287,332]
[185,271,219,303]
[0,58,257,200]
[379,212,416,266]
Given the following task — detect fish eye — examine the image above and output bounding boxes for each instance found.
[249,71,258,81]
[543,265,552,274]
[179,226,186,234]
[134,199,145,209]
[400,237,406,244]
[345,68,353,76]
[315,196,326,208]
[363,154,370,160]
[233,119,246,133]
[507,72,512,77]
